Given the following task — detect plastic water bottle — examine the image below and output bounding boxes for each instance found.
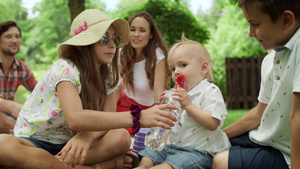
[144,75,184,151]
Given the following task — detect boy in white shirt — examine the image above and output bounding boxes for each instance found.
[213,0,300,168]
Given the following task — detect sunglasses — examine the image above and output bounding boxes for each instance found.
[99,32,121,47]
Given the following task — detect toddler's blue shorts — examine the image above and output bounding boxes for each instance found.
[139,144,213,169]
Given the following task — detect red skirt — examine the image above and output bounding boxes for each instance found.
[117,91,153,134]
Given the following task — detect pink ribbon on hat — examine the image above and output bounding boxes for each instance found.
[70,19,109,37]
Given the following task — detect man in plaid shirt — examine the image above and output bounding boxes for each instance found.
[0,21,37,134]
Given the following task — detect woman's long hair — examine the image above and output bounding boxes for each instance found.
[120,11,169,93]
[59,45,119,111]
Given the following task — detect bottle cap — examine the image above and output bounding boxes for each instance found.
[175,74,185,89]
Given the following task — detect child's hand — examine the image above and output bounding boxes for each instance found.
[172,88,192,109]
[140,104,178,129]
[57,132,93,168]
[156,90,168,105]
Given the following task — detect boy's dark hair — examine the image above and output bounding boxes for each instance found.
[0,21,22,37]
[238,0,300,22]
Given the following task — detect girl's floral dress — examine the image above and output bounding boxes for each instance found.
[14,59,117,144]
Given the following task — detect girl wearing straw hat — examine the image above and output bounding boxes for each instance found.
[0,9,177,169]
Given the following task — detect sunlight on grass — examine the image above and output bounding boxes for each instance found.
[223,109,249,129]
[14,70,46,104]
[14,86,31,104]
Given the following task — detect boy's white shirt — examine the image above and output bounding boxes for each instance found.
[250,28,300,168]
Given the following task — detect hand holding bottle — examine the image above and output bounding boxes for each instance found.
[144,75,184,151]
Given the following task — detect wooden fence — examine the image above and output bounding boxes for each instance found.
[225,56,265,109]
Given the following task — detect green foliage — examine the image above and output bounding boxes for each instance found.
[195,0,224,32]
[3,0,269,104]
[85,0,106,10]
[201,4,267,99]
[219,0,238,7]
[0,0,27,21]
[207,6,267,61]
[207,6,264,59]
[120,0,210,46]
[14,0,106,71]
[17,0,71,69]
[107,0,148,18]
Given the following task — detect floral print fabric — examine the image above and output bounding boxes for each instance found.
[14,59,81,144]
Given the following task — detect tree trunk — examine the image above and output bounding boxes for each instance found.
[68,0,85,22]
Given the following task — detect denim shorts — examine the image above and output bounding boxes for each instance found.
[228,133,289,169]
[19,137,66,155]
[139,144,213,169]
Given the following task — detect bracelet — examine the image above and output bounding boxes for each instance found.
[130,104,141,134]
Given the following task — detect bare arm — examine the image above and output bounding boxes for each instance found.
[59,89,119,167]
[172,88,219,130]
[0,98,23,117]
[103,88,117,112]
[78,89,119,138]
[184,104,220,130]
[115,82,123,105]
[154,59,167,103]
[223,102,267,139]
[0,113,15,133]
[57,81,177,131]
[115,64,124,104]
[85,89,119,137]
[290,92,300,169]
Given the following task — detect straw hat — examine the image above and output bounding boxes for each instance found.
[58,9,129,53]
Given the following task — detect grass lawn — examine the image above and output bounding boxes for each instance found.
[14,86,31,104]
[223,109,249,128]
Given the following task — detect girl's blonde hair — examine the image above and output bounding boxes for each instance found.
[169,35,214,82]
[59,45,119,111]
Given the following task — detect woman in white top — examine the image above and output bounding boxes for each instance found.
[117,11,169,134]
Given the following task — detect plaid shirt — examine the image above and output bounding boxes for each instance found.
[0,58,37,101]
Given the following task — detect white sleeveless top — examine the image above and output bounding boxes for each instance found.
[119,48,165,106]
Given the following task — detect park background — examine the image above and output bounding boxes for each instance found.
[1,0,265,127]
